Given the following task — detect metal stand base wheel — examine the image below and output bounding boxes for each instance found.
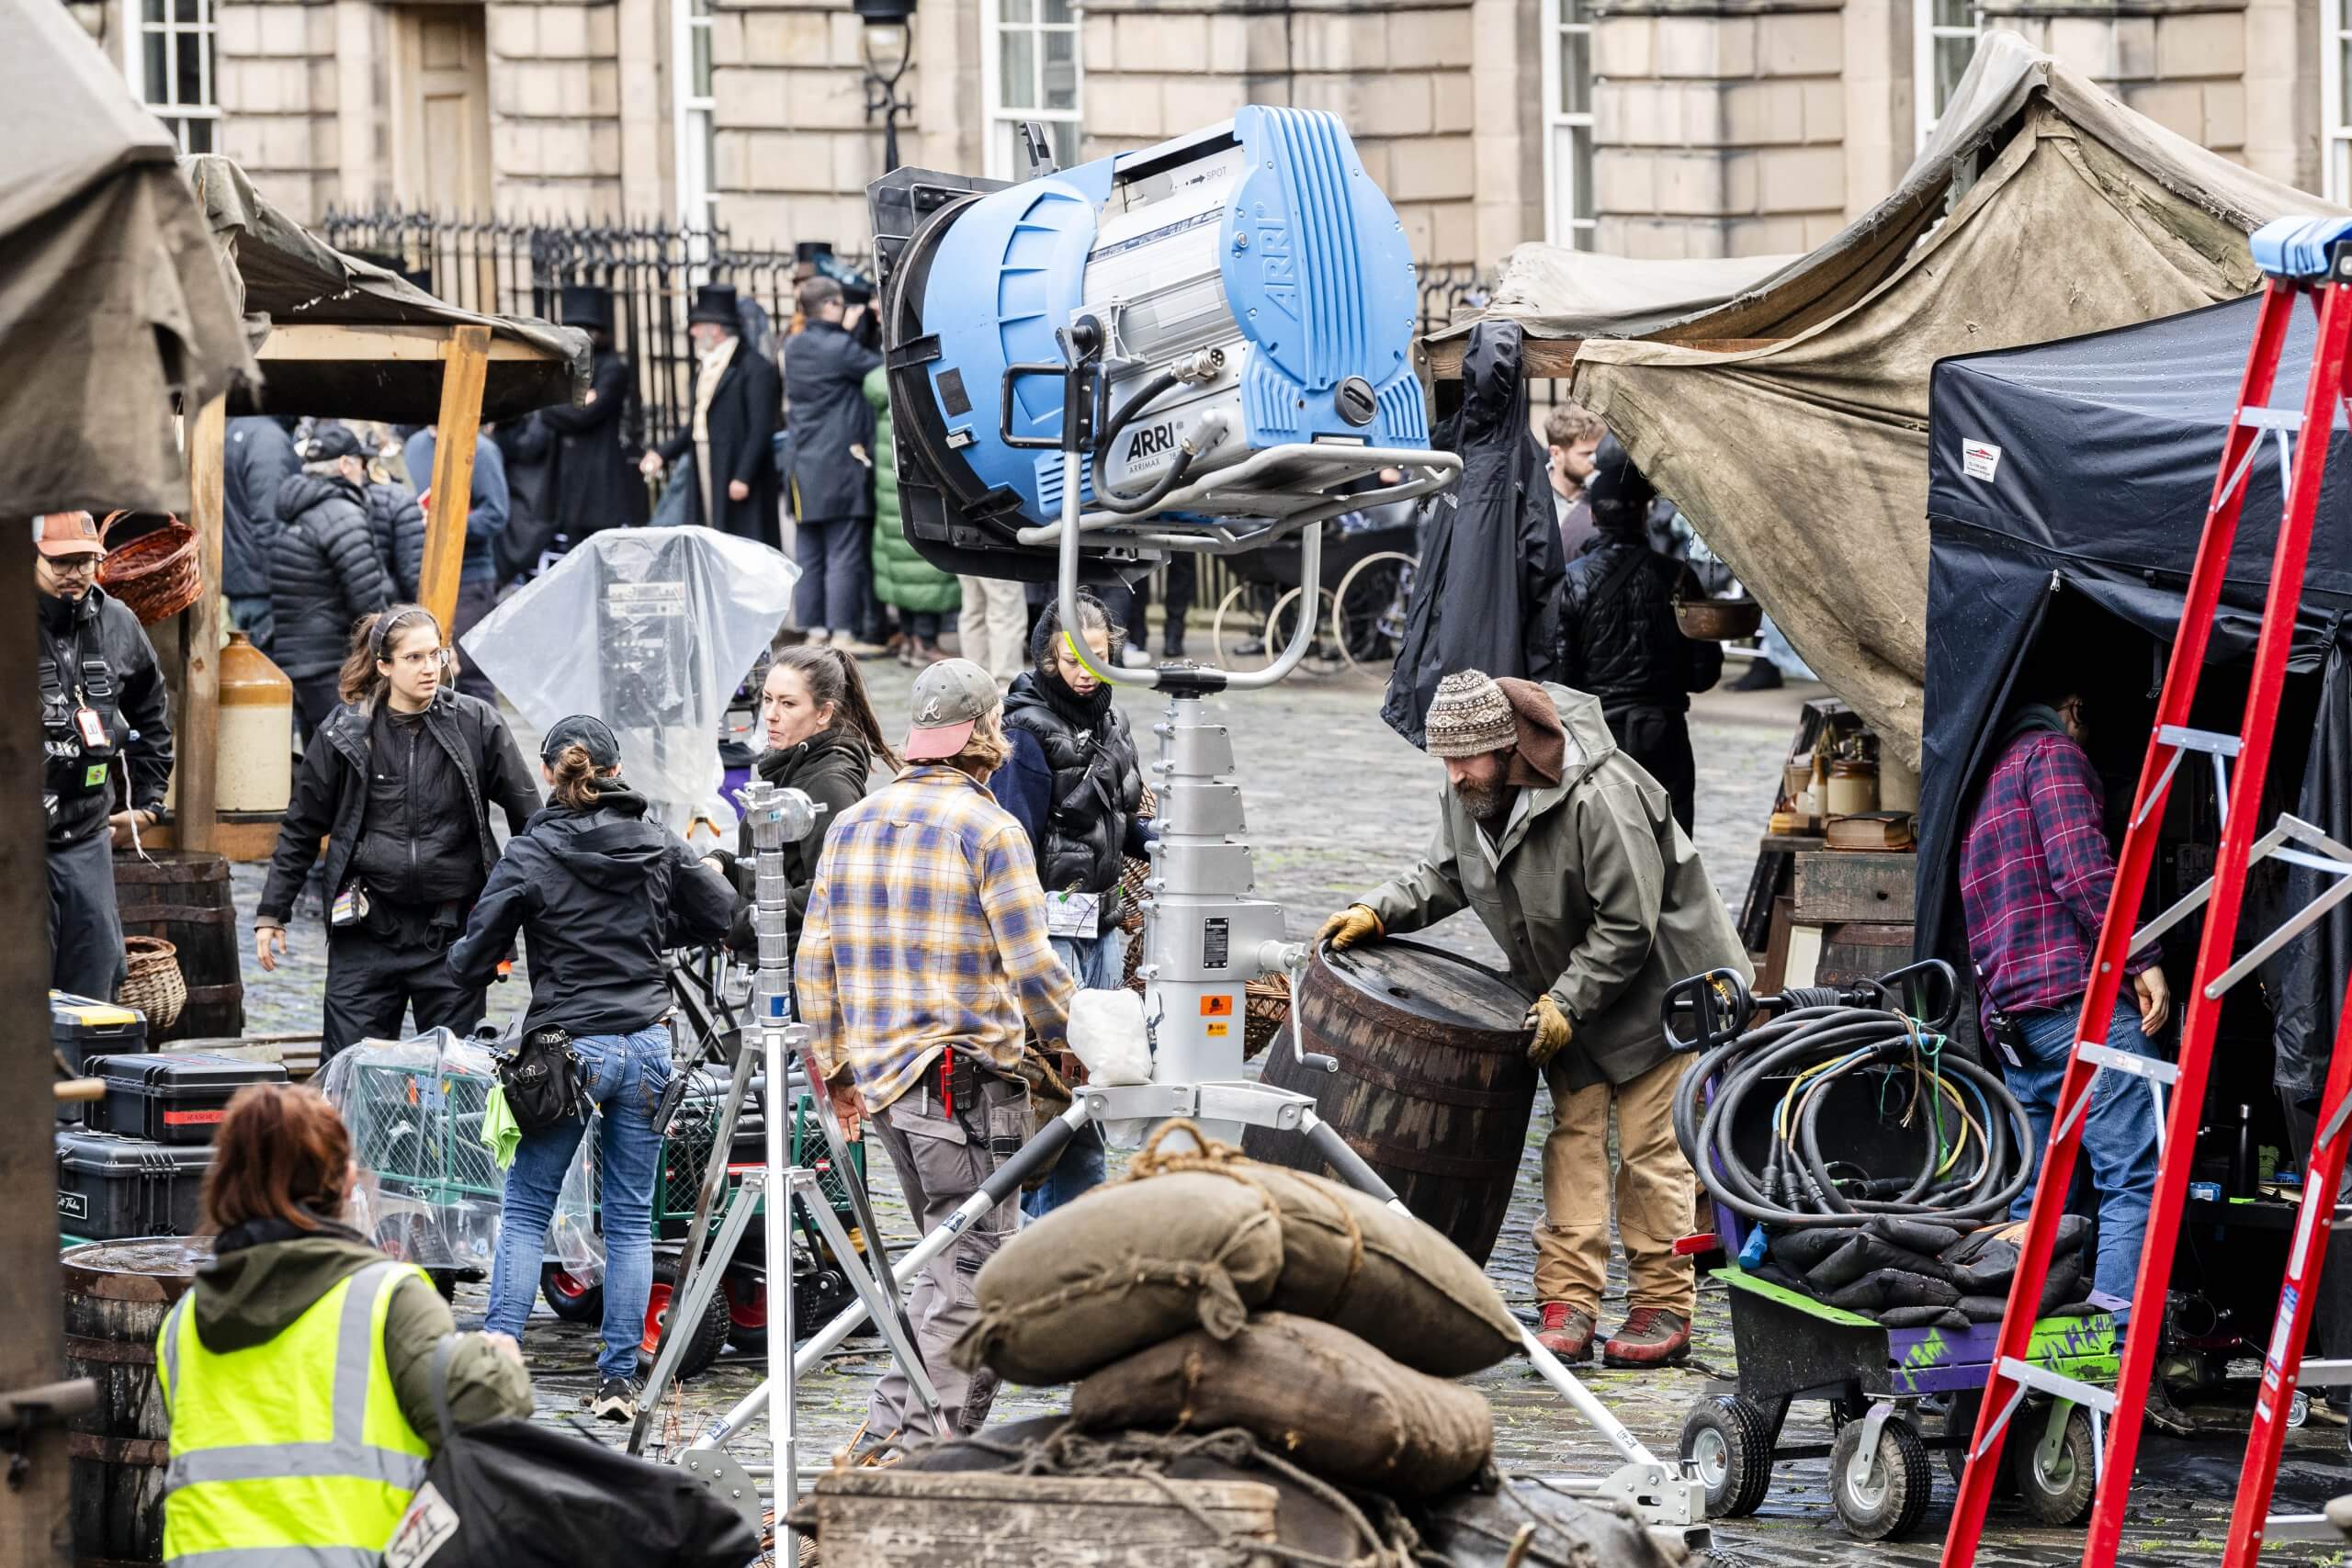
[1680,1394,1774,1518]
[540,1264,604,1323]
[722,1272,767,1356]
[1829,1413,1933,1540]
[2007,1403,2097,1527]
[639,1256,730,1379]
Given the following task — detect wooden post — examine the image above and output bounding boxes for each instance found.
[178,395,228,852]
[417,324,493,636]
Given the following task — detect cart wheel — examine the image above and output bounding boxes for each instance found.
[723,1272,767,1356]
[427,1269,458,1303]
[1263,587,1340,674]
[639,1257,730,1379]
[2007,1404,2097,1527]
[1211,584,1273,671]
[539,1264,605,1323]
[1679,1394,1774,1518]
[1330,550,1416,673]
[1829,1415,1933,1541]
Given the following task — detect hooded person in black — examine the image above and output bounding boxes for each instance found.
[450,714,735,1417]
[1553,436,1722,834]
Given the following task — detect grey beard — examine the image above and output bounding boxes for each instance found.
[1453,776,1508,821]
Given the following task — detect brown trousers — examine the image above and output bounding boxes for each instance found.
[1535,1050,1698,1317]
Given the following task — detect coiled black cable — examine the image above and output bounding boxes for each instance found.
[1674,1003,2036,1231]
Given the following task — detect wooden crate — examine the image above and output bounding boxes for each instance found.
[812,1470,1281,1567]
[1792,850,1916,924]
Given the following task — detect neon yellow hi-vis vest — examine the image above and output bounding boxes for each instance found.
[159,1259,434,1568]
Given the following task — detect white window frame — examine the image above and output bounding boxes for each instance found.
[1539,0,1597,251]
[120,0,220,154]
[980,0,1084,182]
[1914,0,1981,149]
[673,0,718,230]
[2326,0,2352,204]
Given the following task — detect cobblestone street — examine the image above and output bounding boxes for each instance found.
[232,660,2352,1563]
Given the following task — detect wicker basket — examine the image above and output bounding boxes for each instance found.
[1242,973,1292,1061]
[96,513,202,626]
[119,935,187,1032]
[1672,595,1764,641]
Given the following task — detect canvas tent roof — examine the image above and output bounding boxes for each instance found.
[0,0,255,516]
[1525,31,2342,766]
[1425,247,1795,352]
[184,156,590,422]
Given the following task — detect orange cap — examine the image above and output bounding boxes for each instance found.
[34,512,105,559]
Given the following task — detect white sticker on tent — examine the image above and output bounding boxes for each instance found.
[1962,440,2004,481]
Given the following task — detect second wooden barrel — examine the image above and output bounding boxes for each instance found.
[1243,939,1537,1265]
[62,1236,212,1567]
[113,851,244,1043]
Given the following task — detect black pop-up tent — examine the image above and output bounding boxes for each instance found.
[1917,291,2352,1104]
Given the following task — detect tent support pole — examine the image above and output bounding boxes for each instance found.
[418,325,492,637]
[178,395,227,852]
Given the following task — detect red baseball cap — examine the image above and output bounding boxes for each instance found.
[34,512,106,559]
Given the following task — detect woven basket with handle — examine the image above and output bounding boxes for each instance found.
[119,935,187,1032]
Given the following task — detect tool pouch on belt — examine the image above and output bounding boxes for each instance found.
[1006,1044,1075,1194]
[499,1026,586,1134]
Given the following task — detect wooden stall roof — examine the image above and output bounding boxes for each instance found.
[184,156,590,422]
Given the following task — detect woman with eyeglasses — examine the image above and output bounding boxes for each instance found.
[254,604,541,1058]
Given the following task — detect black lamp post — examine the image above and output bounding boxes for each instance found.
[856,0,916,174]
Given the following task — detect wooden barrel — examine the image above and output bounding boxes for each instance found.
[112,851,244,1044]
[62,1237,213,1567]
[1243,939,1537,1265]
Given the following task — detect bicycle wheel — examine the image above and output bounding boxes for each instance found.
[1331,550,1417,673]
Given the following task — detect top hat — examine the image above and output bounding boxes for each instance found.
[560,283,615,332]
[687,283,741,328]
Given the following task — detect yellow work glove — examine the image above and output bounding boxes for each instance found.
[1526,995,1575,1068]
[1317,904,1384,953]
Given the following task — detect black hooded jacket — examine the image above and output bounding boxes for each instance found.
[39,584,173,850]
[270,470,394,680]
[1554,441,1722,710]
[1000,666,1145,897]
[1381,320,1564,747]
[448,784,736,1036]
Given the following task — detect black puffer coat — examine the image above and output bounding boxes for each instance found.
[1554,521,1723,711]
[223,416,300,601]
[449,784,735,1037]
[368,483,427,602]
[1001,669,1144,897]
[716,727,876,951]
[270,471,394,681]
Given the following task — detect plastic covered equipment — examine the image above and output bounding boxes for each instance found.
[458,525,798,835]
[317,1029,602,1274]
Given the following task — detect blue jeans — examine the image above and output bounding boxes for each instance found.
[485,1024,673,1381]
[1021,933,1119,1218]
[2006,997,2163,1317]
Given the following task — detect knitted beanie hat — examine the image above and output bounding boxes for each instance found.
[1424,671,1516,758]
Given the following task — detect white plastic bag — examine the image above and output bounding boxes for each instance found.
[1067,988,1152,1087]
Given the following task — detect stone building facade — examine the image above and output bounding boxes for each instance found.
[70,0,2342,271]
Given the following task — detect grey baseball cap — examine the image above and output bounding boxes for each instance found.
[904,657,1000,761]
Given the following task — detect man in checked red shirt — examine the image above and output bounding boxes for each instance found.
[1960,682,2169,1325]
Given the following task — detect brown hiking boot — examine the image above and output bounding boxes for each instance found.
[1602,1307,1691,1368]
[1534,1302,1597,1363]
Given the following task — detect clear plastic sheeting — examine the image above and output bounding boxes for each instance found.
[317,1029,602,1274]
[459,525,798,835]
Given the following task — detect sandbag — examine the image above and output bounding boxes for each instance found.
[1941,1214,2090,1292]
[1070,1314,1495,1498]
[1869,1215,1964,1256]
[1215,1159,1521,1376]
[1877,1304,1972,1329]
[1823,1267,1960,1314]
[1768,1230,1848,1272]
[1807,1234,1952,1292]
[1955,1253,2087,1322]
[1412,1477,1686,1568]
[951,1170,1285,1384]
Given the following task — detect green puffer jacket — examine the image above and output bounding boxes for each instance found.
[866,367,961,616]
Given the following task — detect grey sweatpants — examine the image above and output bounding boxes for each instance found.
[49,827,124,1001]
[864,1071,1027,1444]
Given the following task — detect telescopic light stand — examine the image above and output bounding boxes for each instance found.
[678,336,1702,1546]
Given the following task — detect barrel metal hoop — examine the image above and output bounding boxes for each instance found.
[117,905,237,929]
[68,1432,170,1468]
[62,1333,158,1365]
[1303,1043,1534,1111]
[1328,1130,1517,1183]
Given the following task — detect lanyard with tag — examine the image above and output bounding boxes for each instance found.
[1045,889,1102,939]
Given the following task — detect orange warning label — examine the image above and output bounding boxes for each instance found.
[1201,995,1234,1017]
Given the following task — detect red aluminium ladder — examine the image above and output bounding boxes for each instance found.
[1941,219,2352,1568]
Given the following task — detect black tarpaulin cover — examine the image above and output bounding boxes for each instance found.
[1919,293,2352,1100]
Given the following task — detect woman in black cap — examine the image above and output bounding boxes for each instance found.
[449,713,736,1419]
[254,604,540,1057]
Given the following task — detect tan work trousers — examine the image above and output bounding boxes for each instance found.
[1535,1050,1698,1318]
[956,575,1030,682]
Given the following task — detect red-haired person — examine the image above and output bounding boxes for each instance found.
[155,1085,530,1568]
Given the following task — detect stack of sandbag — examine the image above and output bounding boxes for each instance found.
[1757,1213,2094,1329]
[949,1134,1521,1500]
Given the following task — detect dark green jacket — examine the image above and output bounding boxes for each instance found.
[188,1225,533,1449]
[865,367,960,616]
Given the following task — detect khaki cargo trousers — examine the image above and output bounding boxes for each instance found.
[1534,1051,1698,1319]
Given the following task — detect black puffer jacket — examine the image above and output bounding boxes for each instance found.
[1001,668,1144,897]
[368,483,427,602]
[270,471,394,680]
[39,585,173,850]
[1554,520,1723,711]
[717,727,876,951]
[222,416,300,601]
[257,687,540,928]
[448,784,736,1036]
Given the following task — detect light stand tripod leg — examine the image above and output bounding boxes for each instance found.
[796,1168,941,1416]
[628,1176,764,1451]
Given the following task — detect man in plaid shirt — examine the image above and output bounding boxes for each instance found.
[1959,682,2169,1323]
[797,657,1075,1442]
